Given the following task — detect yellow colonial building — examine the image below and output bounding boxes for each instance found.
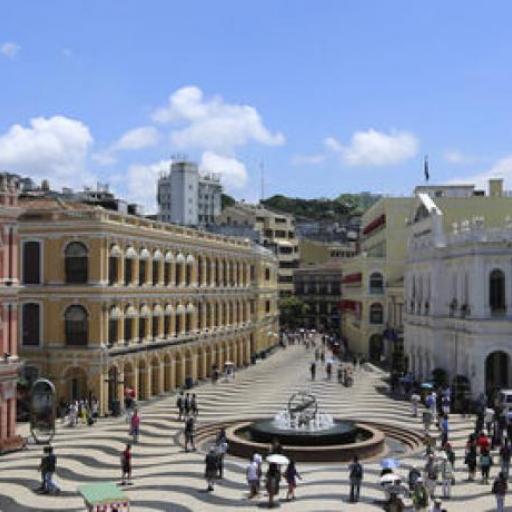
[18,198,279,414]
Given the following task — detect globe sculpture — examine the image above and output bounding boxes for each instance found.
[248,391,358,446]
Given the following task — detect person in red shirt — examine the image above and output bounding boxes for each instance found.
[477,430,490,453]
[121,444,132,485]
[130,409,140,443]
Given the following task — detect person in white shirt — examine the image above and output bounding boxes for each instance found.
[247,459,259,498]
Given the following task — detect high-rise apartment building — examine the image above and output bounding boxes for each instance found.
[157,160,222,226]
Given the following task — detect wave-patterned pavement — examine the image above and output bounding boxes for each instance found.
[0,345,501,511]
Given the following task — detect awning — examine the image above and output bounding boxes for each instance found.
[78,482,129,510]
[153,304,163,315]
[139,304,151,317]
[342,272,362,284]
[124,305,137,317]
[165,251,175,263]
[153,249,163,261]
[176,253,185,263]
[164,304,174,315]
[186,303,195,313]
[110,244,122,257]
[139,248,150,260]
[125,247,137,259]
[109,305,123,319]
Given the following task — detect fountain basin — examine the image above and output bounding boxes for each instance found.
[248,419,359,446]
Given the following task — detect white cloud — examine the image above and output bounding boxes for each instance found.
[123,159,172,213]
[291,154,326,166]
[93,126,160,165]
[1,42,20,59]
[0,115,94,188]
[444,149,476,165]
[450,155,512,189]
[200,151,248,189]
[325,129,418,166]
[152,86,285,153]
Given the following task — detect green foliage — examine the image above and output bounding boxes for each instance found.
[279,296,309,328]
[262,193,379,221]
[221,193,236,209]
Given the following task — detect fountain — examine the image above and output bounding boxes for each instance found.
[247,392,359,446]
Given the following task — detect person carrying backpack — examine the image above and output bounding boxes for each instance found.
[480,448,493,484]
[348,455,363,503]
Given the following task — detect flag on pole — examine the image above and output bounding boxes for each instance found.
[424,155,430,182]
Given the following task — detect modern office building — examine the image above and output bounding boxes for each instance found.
[216,203,300,296]
[0,174,24,453]
[157,160,222,227]
[18,196,279,415]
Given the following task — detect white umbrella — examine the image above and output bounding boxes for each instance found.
[380,473,400,485]
[266,454,289,466]
[224,361,234,366]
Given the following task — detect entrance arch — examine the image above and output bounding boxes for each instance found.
[63,366,88,402]
[369,334,383,363]
[485,351,510,398]
[151,357,161,396]
[138,360,147,400]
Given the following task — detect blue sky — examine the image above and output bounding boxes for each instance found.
[1,1,512,212]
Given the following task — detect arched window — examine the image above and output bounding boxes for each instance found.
[22,303,40,346]
[65,242,88,284]
[65,305,88,345]
[369,303,383,324]
[490,269,506,313]
[369,272,384,294]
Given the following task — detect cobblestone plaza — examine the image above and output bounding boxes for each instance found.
[0,345,503,511]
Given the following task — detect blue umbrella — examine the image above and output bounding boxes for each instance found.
[380,458,400,470]
[421,382,434,389]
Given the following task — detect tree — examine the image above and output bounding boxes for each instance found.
[279,296,309,328]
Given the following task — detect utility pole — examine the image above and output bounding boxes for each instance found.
[260,161,265,203]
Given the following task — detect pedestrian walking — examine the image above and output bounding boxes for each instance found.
[440,455,453,499]
[130,408,140,443]
[246,456,260,499]
[184,415,196,452]
[38,446,59,494]
[120,444,132,485]
[411,393,420,417]
[408,466,421,491]
[284,459,301,501]
[310,361,316,381]
[191,394,198,417]
[184,393,191,416]
[411,478,429,511]
[423,454,438,499]
[176,391,184,420]
[500,438,511,478]
[440,415,449,447]
[492,471,508,512]
[348,455,363,503]
[205,447,218,491]
[480,448,493,485]
[266,462,281,508]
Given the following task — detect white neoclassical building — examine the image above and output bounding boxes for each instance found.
[405,192,512,399]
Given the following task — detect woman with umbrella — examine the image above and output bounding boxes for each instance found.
[266,454,288,508]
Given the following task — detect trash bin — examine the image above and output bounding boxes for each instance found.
[185,377,194,389]
[111,400,121,417]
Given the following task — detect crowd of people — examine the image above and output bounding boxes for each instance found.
[58,396,99,427]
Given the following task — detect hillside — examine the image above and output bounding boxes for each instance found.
[261,193,380,220]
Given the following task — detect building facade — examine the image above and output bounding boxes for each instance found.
[18,198,279,415]
[340,197,414,361]
[405,188,512,398]
[157,160,222,226]
[0,175,24,453]
[293,263,342,330]
[216,203,300,296]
